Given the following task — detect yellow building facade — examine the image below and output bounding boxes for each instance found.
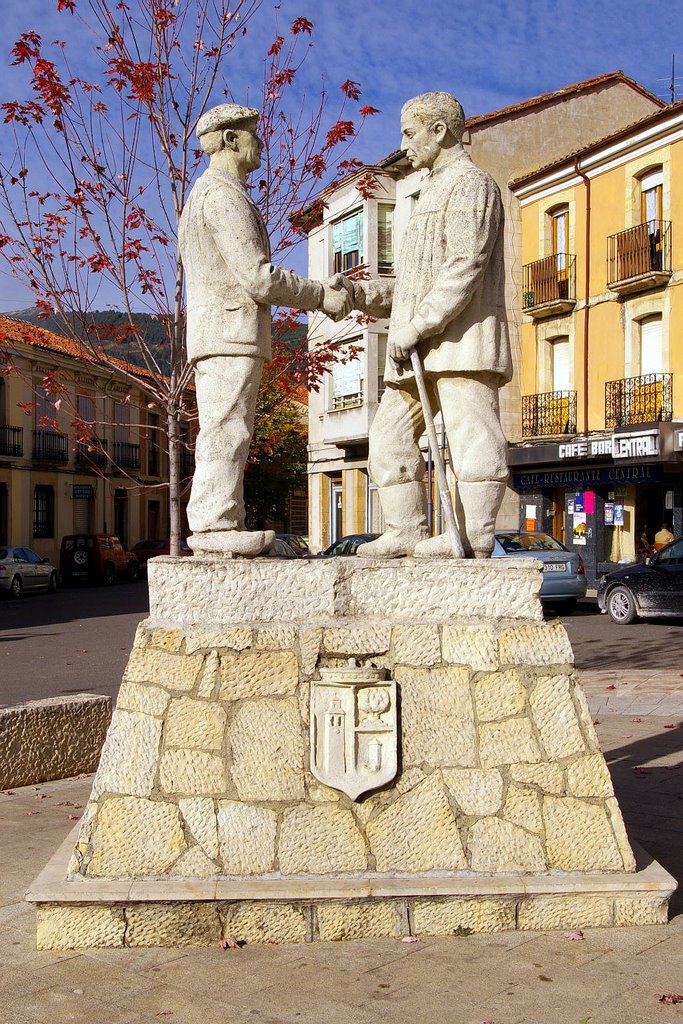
[510,101,683,579]
[0,318,181,564]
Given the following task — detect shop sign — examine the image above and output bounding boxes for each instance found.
[612,430,659,459]
[513,464,662,490]
[675,429,683,452]
[72,484,94,500]
[614,503,625,526]
[559,439,613,459]
[558,431,660,460]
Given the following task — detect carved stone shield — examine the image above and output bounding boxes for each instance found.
[310,665,397,800]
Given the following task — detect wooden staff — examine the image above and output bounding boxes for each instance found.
[410,349,464,558]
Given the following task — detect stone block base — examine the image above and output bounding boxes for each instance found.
[0,694,111,788]
[28,557,677,946]
[30,830,674,949]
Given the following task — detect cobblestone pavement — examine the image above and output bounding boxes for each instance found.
[1,705,681,1024]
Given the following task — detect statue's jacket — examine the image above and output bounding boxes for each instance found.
[179,167,323,364]
[354,150,512,388]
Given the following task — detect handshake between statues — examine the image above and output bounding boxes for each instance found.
[320,273,355,322]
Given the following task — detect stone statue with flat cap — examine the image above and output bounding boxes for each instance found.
[179,102,352,557]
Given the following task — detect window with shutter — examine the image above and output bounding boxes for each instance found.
[332,210,363,273]
[377,204,394,274]
[331,341,364,409]
[114,401,129,443]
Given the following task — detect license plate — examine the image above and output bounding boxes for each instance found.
[543,562,567,573]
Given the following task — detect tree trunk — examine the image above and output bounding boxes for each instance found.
[167,410,181,556]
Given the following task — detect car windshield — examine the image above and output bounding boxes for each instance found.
[498,532,565,553]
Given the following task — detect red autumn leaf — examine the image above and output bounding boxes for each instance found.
[592,720,600,725]
[401,936,420,943]
[341,80,361,101]
[606,684,617,690]
[658,994,683,1004]
[68,814,79,820]
[632,717,642,723]
[563,929,584,941]
[360,104,380,117]
[267,35,284,56]
[25,811,40,816]
[219,934,241,949]
[57,0,76,11]
[663,723,675,729]
[290,16,313,35]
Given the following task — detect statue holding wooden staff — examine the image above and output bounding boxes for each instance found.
[350,91,512,558]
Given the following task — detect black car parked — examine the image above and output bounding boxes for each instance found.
[597,536,683,624]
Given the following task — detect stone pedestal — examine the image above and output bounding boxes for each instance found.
[28,557,675,949]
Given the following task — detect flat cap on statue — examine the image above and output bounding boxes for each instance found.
[196,103,259,138]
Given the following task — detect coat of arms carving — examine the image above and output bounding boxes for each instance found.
[310,663,397,800]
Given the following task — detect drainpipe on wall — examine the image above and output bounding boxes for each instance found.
[574,158,591,433]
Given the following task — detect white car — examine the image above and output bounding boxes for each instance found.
[0,545,59,598]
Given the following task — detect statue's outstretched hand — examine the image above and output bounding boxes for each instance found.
[321,274,354,322]
[388,323,420,362]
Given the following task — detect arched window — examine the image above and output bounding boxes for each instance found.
[639,314,663,376]
[639,167,663,225]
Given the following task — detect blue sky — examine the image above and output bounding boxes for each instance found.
[0,0,680,310]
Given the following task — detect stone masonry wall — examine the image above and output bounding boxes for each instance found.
[70,615,635,881]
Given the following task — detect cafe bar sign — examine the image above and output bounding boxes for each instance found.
[559,430,660,461]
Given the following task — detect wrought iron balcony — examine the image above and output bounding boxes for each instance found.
[33,429,68,462]
[0,423,23,457]
[607,220,671,293]
[76,438,108,467]
[522,390,577,437]
[522,254,576,318]
[605,373,672,430]
[112,441,141,469]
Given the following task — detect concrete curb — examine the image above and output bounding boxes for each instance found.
[0,694,111,789]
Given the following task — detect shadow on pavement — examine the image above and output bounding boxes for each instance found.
[604,720,683,917]
[0,581,149,632]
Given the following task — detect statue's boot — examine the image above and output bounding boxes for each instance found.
[188,529,275,558]
[414,481,506,559]
[413,532,462,558]
[356,482,428,558]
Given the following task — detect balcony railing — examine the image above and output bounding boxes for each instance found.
[0,424,23,457]
[33,429,68,462]
[76,438,109,467]
[607,220,671,289]
[522,390,577,437]
[112,441,141,469]
[523,254,576,312]
[605,373,672,429]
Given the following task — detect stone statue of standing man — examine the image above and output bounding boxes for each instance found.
[179,103,351,557]
[352,91,512,559]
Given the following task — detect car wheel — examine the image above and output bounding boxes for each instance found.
[47,572,58,593]
[9,575,22,599]
[103,563,116,586]
[607,585,638,625]
[128,561,140,583]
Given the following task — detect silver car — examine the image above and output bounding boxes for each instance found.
[0,546,59,598]
[492,531,587,611]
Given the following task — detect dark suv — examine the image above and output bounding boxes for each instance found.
[60,534,141,586]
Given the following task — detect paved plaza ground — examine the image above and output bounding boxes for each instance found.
[2,586,682,1022]
[1,706,681,1024]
